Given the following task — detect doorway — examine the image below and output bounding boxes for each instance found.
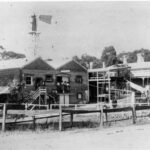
[35,77,43,90]
[89,81,97,103]
[56,74,70,93]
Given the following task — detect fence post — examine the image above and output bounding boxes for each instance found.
[100,104,103,128]
[25,103,27,110]
[70,113,73,127]
[131,92,136,124]
[2,104,7,132]
[74,104,77,117]
[59,105,62,131]
[132,105,136,124]
[47,105,49,110]
[75,104,77,110]
[50,104,53,110]
[32,116,36,130]
[97,103,100,117]
[105,112,108,123]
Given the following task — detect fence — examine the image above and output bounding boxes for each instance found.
[1,102,150,132]
[58,103,138,131]
[0,103,68,132]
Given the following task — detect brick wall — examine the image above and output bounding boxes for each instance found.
[22,69,56,93]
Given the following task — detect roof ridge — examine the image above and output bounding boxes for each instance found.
[22,57,55,70]
[72,59,87,71]
[56,59,72,70]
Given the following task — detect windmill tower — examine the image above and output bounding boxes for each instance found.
[29,14,52,57]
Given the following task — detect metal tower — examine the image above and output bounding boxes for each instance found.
[29,14,40,57]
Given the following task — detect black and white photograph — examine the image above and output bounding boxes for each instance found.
[0,1,150,150]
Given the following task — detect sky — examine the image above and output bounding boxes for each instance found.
[0,1,150,62]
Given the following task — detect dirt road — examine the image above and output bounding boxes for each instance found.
[0,124,150,150]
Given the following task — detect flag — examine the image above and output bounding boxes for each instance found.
[39,15,52,24]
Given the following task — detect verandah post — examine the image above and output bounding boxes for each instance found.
[2,103,7,132]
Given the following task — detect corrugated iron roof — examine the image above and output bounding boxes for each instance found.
[128,61,150,70]
[0,58,27,70]
[0,57,55,70]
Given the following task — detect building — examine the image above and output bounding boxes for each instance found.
[56,60,88,104]
[88,64,130,104]
[0,57,56,104]
[0,57,88,105]
[123,53,150,87]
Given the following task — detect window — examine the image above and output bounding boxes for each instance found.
[45,75,53,82]
[77,93,83,100]
[25,76,32,85]
[75,75,82,83]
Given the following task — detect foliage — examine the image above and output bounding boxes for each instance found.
[73,47,150,69]
[0,51,26,60]
[101,46,122,67]
[117,48,150,63]
[116,64,132,80]
[72,54,102,69]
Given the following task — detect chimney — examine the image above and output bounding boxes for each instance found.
[102,62,105,68]
[89,62,93,69]
[137,53,144,63]
[123,55,127,64]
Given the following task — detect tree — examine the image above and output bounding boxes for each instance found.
[73,54,102,69]
[101,46,122,67]
[0,45,25,60]
[1,51,26,60]
[117,48,150,63]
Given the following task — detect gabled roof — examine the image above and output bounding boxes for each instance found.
[23,57,55,70]
[0,57,55,71]
[46,58,72,69]
[57,60,87,72]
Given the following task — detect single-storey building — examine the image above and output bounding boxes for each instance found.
[0,57,88,105]
[56,59,88,104]
[0,57,56,103]
[123,53,150,87]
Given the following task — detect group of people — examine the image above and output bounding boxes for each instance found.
[56,81,70,93]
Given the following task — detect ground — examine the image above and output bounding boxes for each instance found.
[0,123,150,150]
[1,108,150,150]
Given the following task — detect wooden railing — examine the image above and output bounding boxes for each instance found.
[26,87,47,110]
[1,102,150,132]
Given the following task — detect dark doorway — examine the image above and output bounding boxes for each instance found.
[35,77,43,90]
[89,81,97,103]
[56,76,62,83]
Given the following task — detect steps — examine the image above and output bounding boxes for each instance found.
[26,87,47,110]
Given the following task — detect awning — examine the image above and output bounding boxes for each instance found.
[56,73,71,77]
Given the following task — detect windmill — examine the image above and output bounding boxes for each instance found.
[29,14,52,57]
